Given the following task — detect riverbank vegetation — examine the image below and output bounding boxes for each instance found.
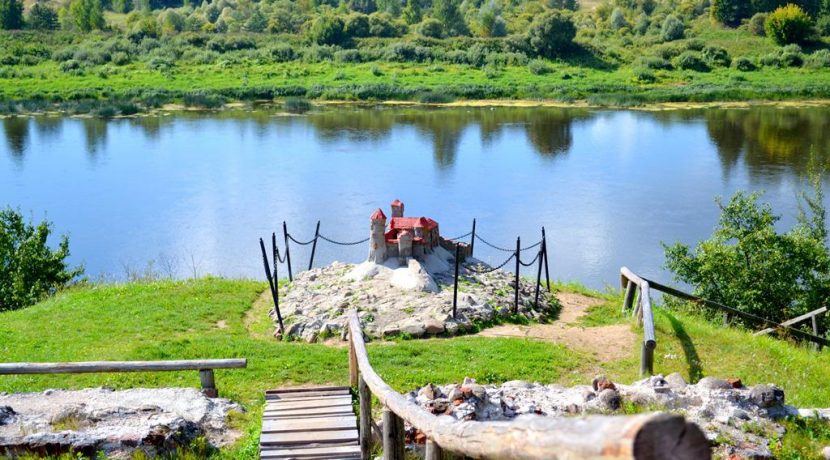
[1,0,830,112]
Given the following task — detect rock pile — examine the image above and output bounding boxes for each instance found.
[0,387,243,459]
[272,247,557,341]
[405,375,797,458]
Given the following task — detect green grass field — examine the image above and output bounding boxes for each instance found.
[1,278,829,458]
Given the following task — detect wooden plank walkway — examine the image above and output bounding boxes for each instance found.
[260,386,361,460]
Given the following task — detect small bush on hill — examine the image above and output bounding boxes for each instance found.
[806,48,830,67]
[527,10,576,58]
[640,55,673,69]
[711,0,752,26]
[0,208,82,311]
[748,12,768,36]
[527,59,551,75]
[308,14,349,46]
[702,45,731,67]
[816,15,830,36]
[765,4,814,45]
[675,51,708,71]
[418,17,443,38]
[661,14,685,41]
[733,55,757,70]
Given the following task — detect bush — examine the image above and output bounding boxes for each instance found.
[663,178,830,325]
[640,55,673,70]
[308,14,349,46]
[527,10,576,58]
[711,0,751,26]
[182,91,225,108]
[818,15,830,36]
[369,12,404,37]
[527,59,551,75]
[344,13,370,37]
[702,45,731,67]
[633,67,656,83]
[417,17,443,38]
[675,51,709,71]
[806,48,830,67]
[26,3,58,30]
[661,15,685,41]
[0,208,82,311]
[269,44,296,62]
[748,12,768,36]
[765,4,814,45]
[733,56,757,70]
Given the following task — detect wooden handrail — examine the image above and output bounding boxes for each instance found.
[0,359,247,398]
[755,306,827,336]
[620,267,657,376]
[346,311,710,460]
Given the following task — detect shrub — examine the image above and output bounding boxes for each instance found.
[633,67,656,83]
[675,51,709,71]
[640,55,673,70]
[371,65,383,76]
[0,208,82,311]
[663,178,830,325]
[269,44,296,62]
[711,0,751,26]
[547,0,579,10]
[528,59,551,75]
[765,4,814,45]
[417,17,443,38]
[26,3,58,30]
[527,10,576,58]
[335,49,362,62]
[806,48,830,67]
[308,14,349,46]
[661,15,685,41]
[58,59,84,73]
[702,45,731,67]
[748,12,768,36]
[111,51,131,65]
[369,12,404,37]
[817,15,830,36]
[609,7,628,30]
[182,91,224,108]
[344,13,370,37]
[733,56,757,70]
[780,44,805,66]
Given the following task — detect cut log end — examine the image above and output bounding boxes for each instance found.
[633,414,711,460]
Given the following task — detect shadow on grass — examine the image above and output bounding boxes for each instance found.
[664,310,703,383]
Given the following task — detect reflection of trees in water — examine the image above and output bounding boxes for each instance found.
[81,118,108,157]
[704,108,830,176]
[3,117,29,162]
[33,116,62,140]
[304,107,589,168]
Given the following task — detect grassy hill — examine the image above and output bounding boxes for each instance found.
[1,278,829,458]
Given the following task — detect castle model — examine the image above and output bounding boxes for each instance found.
[368,200,442,264]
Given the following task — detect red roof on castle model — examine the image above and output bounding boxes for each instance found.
[390,217,438,230]
[391,199,403,206]
[370,208,387,220]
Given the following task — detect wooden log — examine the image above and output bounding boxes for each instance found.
[425,439,443,460]
[349,338,359,388]
[200,369,218,398]
[622,280,636,314]
[359,375,372,460]
[346,311,709,459]
[382,407,405,460]
[620,266,647,288]
[754,307,828,336]
[0,359,247,375]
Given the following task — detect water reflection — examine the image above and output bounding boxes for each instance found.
[2,117,29,162]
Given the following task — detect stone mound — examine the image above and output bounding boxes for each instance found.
[272,247,558,341]
[0,387,243,459]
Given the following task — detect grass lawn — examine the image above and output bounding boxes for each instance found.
[1,277,829,458]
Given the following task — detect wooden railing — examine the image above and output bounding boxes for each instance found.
[346,311,710,460]
[0,359,247,398]
[620,267,657,376]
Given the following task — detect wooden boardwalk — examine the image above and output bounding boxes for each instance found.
[259,386,361,460]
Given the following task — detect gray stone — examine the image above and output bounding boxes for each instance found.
[447,387,463,402]
[665,372,688,389]
[401,321,426,338]
[466,384,486,401]
[749,384,785,408]
[424,319,445,335]
[581,388,596,402]
[822,446,830,460]
[697,377,733,391]
[382,325,401,337]
[597,389,621,411]
[0,406,15,425]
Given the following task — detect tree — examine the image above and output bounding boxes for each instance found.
[663,171,830,326]
[711,0,752,26]
[345,12,370,36]
[417,16,443,37]
[0,209,83,311]
[111,0,133,13]
[69,0,105,31]
[660,14,684,41]
[547,0,579,11]
[401,0,421,24]
[432,0,467,36]
[159,9,184,33]
[765,4,814,44]
[0,0,23,30]
[308,13,348,45]
[26,3,59,30]
[473,0,506,37]
[527,9,575,58]
[243,8,267,32]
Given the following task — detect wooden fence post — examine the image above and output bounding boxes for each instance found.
[349,337,359,388]
[813,314,823,352]
[359,375,372,460]
[308,220,321,270]
[425,439,443,460]
[382,407,405,460]
[199,369,217,398]
[622,280,636,314]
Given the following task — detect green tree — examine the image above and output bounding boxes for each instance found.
[547,0,579,11]
[663,171,830,325]
[159,9,184,33]
[432,0,467,36]
[0,0,24,30]
[711,0,752,26]
[765,4,814,44]
[344,12,370,36]
[26,3,58,30]
[661,14,684,41]
[308,13,348,45]
[111,0,132,13]
[527,9,575,58]
[244,8,267,32]
[401,0,421,24]
[417,16,443,37]
[69,0,105,31]
[0,209,83,311]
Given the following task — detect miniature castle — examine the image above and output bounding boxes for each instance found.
[368,200,442,264]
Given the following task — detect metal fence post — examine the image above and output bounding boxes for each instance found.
[542,226,550,292]
[453,245,460,319]
[514,236,520,314]
[282,221,293,281]
[470,218,476,257]
[259,238,283,333]
[534,241,544,308]
[308,220,321,270]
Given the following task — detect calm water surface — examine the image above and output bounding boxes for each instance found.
[2,106,830,289]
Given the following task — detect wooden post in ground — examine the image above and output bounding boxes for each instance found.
[425,439,443,460]
[382,407,405,460]
[199,369,217,398]
[349,337,359,388]
[813,314,823,352]
[514,236,521,314]
[359,375,372,460]
[622,280,636,314]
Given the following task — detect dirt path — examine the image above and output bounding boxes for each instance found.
[477,292,635,361]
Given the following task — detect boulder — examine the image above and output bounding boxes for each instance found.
[424,319,445,335]
[665,372,688,389]
[0,406,15,425]
[597,389,621,411]
[749,385,785,408]
[697,377,733,391]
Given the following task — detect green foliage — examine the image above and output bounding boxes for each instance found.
[527,58,551,74]
[748,12,768,36]
[527,10,575,58]
[26,3,58,30]
[702,45,731,67]
[817,14,830,35]
[609,7,628,30]
[401,0,422,24]
[765,4,814,45]
[344,12,370,37]
[69,0,104,31]
[159,9,184,34]
[732,55,757,70]
[431,0,467,36]
[0,208,82,311]
[308,13,349,46]
[663,171,830,326]
[547,0,579,10]
[806,48,830,67]
[772,416,830,458]
[417,17,443,37]
[675,50,708,70]
[711,0,752,26]
[0,0,23,29]
[660,14,684,41]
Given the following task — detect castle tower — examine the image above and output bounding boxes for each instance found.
[390,199,404,218]
[398,229,413,263]
[368,208,387,263]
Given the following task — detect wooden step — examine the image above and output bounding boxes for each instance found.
[260,444,361,459]
[264,396,353,409]
[260,428,359,447]
[262,416,357,434]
